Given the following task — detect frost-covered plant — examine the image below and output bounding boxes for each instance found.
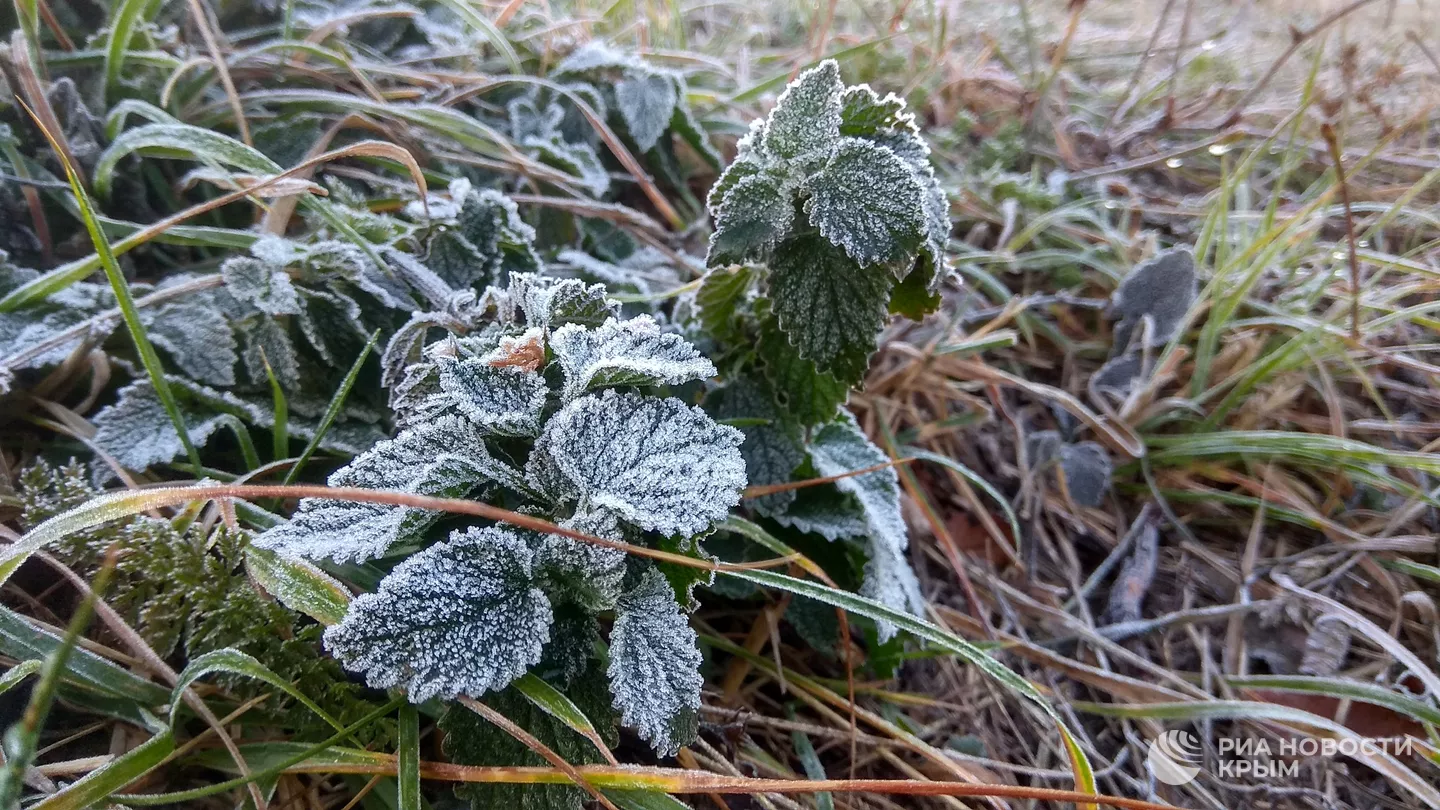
[506,42,719,199]
[690,62,951,635]
[703,60,950,386]
[256,272,745,757]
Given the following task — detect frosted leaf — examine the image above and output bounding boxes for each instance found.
[695,266,754,345]
[550,316,715,402]
[1111,248,1196,350]
[772,486,868,541]
[804,137,926,269]
[538,389,745,537]
[1059,442,1112,508]
[757,316,849,425]
[555,41,639,74]
[1025,430,1064,466]
[309,241,413,311]
[705,154,761,217]
[763,60,842,161]
[426,185,542,290]
[768,234,892,384]
[806,416,924,639]
[324,526,552,703]
[221,255,300,316]
[255,415,530,562]
[838,85,917,139]
[708,376,804,516]
[523,135,610,197]
[438,358,549,437]
[513,274,619,331]
[535,510,628,612]
[143,298,237,387]
[296,288,366,366]
[607,568,703,756]
[707,172,793,267]
[92,380,242,471]
[615,72,678,152]
[525,427,577,506]
[238,316,299,389]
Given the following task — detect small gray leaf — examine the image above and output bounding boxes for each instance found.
[1112,248,1197,350]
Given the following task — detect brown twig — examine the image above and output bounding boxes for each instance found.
[1320,122,1363,341]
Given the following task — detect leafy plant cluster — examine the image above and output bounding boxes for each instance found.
[257,270,746,758]
[690,61,952,631]
[506,41,720,204]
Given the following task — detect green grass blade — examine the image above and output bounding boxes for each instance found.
[0,560,114,808]
[245,547,351,626]
[30,110,203,471]
[0,606,170,704]
[282,330,380,484]
[0,661,41,696]
[1224,674,1440,726]
[103,0,163,103]
[171,649,348,735]
[398,704,420,810]
[514,673,615,762]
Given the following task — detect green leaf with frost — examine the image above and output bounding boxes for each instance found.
[616,72,678,152]
[757,315,849,425]
[550,315,715,402]
[324,526,552,703]
[708,376,805,517]
[143,297,237,387]
[438,358,549,437]
[706,172,793,267]
[514,274,620,331]
[695,266,754,344]
[806,416,923,639]
[254,415,530,562]
[768,234,892,384]
[804,138,926,269]
[762,61,842,161]
[221,255,301,317]
[536,390,746,537]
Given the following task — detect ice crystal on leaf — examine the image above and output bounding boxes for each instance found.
[537,389,745,537]
[324,526,553,703]
[607,568,704,756]
[255,415,529,562]
[550,316,715,402]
